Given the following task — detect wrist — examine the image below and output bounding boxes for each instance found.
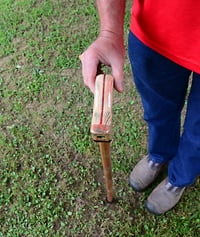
[99,29,124,42]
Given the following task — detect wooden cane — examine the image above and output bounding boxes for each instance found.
[91,74,114,203]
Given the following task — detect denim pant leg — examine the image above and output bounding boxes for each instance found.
[128,31,191,164]
[168,72,200,187]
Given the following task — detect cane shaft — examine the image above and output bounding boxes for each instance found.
[99,142,113,203]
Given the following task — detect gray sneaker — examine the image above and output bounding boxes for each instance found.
[129,155,164,192]
[145,177,185,215]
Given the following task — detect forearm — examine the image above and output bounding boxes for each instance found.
[96,0,126,38]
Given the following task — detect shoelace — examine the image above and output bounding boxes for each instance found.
[165,182,184,193]
[148,159,162,169]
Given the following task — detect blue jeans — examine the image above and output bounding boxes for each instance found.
[128,31,200,187]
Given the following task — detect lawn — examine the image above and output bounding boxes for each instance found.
[0,0,199,236]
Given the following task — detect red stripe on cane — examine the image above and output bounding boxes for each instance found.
[100,74,106,124]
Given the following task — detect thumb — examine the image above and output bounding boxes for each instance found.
[112,64,124,93]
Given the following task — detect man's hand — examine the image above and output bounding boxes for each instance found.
[80,0,125,94]
[80,31,125,94]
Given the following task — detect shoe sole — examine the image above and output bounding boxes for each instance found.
[128,177,146,192]
[145,200,162,215]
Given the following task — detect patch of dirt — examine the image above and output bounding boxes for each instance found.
[94,167,104,186]
[0,55,13,68]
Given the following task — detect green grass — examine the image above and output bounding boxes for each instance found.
[0,0,200,236]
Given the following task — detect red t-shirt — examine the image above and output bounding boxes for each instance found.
[130,0,200,73]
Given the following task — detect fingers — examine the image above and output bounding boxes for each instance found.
[80,56,124,94]
[80,53,99,94]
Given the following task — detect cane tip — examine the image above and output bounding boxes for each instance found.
[106,197,114,204]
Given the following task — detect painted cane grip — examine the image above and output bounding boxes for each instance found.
[91,74,114,142]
